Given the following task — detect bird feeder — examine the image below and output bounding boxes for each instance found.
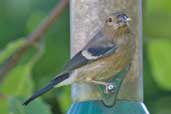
[68,0,149,113]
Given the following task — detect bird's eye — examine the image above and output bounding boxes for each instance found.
[105,17,113,26]
[108,17,112,22]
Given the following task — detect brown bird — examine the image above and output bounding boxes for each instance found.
[23,11,135,106]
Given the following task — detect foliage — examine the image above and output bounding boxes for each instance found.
[147,40,171,90]
[143,0,171,113]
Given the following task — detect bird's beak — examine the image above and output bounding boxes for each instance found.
[126,18,132,22]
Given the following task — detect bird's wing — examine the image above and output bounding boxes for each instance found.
[64,33,118,71]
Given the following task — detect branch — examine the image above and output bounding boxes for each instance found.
[0,0,69,81]
[0,93,6,99]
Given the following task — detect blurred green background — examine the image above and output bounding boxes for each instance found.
[0,0,171,114]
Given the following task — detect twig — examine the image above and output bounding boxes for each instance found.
[0,93,6,99]
[0,0,69,81]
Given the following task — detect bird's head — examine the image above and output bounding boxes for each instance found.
[104,11,131,35]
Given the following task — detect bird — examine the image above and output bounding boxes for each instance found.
[23,11,135,106]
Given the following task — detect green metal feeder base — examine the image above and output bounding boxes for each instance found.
[67,100,149,114]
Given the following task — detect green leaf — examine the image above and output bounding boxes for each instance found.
[1,64,33,97]
[0,98,8,114]
[24,98,51,114]
[147,40,171,90]
[150,97,171,114]
[57,87,71,114]
[0,38,25,64]
[8,96,51,114]
[144,1,171,37]
[146,0,171,12]
[8,97,26,114]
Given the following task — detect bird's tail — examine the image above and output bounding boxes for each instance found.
[23,72,70,106]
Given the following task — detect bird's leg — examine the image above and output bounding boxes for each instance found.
[86,79,116,94]
[86,79,108,86]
